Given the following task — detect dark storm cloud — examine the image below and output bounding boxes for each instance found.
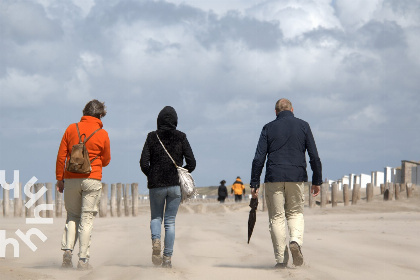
[1,0,420,187]
[0,0,63,44]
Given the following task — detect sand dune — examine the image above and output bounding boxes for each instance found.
[1,193,419,280]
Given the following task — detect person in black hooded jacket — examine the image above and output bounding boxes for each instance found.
[217,180,228,203]
[140,106,196,269]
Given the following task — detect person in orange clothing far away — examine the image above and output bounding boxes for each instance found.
[55,99,111,270]
[231,176,245,202]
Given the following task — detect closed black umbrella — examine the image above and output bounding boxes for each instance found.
[247,197,258,244]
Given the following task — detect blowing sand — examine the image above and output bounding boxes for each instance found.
[1,195,419,280]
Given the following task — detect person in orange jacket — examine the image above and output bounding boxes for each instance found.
[56,99,111,270]
[231,176,245,202]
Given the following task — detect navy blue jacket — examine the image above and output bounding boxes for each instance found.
[250,110,322,188]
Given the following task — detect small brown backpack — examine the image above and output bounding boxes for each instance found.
[66,123,101,174]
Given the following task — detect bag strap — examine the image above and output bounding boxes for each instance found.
[75,123,102,163]
[84,127,102,144]
[75,123,101,144]
[75,123,83,143]
[156,133,179,168]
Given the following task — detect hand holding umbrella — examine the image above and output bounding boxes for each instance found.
[248,188,259,244]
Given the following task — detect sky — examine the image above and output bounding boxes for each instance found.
[1,0,420,194]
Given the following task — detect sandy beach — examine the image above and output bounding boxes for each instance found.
[1,193,419,280]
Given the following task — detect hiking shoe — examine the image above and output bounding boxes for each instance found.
[152,239,162,266]
[289,241,304,266]
[77,259,93,270]
[61,250,73,268]
[274,262,287,269]
[162,255,172,268]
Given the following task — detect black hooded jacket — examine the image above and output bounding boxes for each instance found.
[218,184,228,199]
[140,106,196,189]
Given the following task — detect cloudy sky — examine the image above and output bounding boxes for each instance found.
[1,0,419,193]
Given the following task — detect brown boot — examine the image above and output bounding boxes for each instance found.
[77,259,93,270]
[162,255,172,268]
[152,239,162,266]
[61,250,73,269]
[289,241,304,266]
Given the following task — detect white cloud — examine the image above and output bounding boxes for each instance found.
[0,68,57,107]
[166,0,257,14]
[65,67,92,102]
[80,51,104,76]
[72,0,96,17]
[335,0,383,29]
[248,0,342,38]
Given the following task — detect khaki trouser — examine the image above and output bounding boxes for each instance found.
[265,182,305,263]
[61,178,102,259]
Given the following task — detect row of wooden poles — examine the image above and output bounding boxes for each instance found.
[309,182,415,208]
[2,181,416,217]
[258,182,415,211]
[1,183,140,218]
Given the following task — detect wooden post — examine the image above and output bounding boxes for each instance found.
[101,183,107,217]
[131,183,139,217]
[308,184,315,208]
[343,184,350,206]
[55,186,63,218]
[366,183,373,202]
[320,183,328,208]
[352,184,360,205]
[384,182,394,201]
[26,183,34,218]
[3,188,9,217]
[14,183,23,217]
[45,183,53,218]
[400,183,405,193]
[380,183,385,195]
[34,183,45,217]
[331,182,338,207]
[384,183,389,201]
[110,183,116,217]
[262,184,266,211]
[394,183,400,200]
[388,183,394,201]
[99,183,108,217]
[117,183,122,217]
[124,183,130,216]
[55,187,63,218]
[406,183,413,198]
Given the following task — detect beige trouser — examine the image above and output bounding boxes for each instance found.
[265,182,305,263]
[61,178,102,259]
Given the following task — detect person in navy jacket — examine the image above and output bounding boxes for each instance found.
[250,98,322,269]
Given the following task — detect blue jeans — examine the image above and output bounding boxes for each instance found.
[149,186,181,257]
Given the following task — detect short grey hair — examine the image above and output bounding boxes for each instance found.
[275,98,292,114]
[83,99,107,119]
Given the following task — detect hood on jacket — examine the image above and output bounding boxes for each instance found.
[157,106,178,130]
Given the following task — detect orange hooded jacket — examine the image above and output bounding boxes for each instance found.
[231,177,245,195]
[56,116,111,181]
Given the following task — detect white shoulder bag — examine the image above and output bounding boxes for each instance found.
[157,134,197,203]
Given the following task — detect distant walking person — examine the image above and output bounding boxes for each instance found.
[250,98,322,269]
[231,176,245,202]
[56,99,111,270]
[217,180,228,203]
[140,106,196,268]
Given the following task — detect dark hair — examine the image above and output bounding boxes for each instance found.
[83,99,107,119]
